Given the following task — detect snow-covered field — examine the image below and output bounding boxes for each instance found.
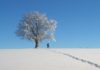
[0,49,100,70]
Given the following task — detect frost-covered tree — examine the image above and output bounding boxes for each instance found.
[16,12,57,48]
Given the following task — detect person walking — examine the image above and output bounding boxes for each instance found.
[47,43,50,48]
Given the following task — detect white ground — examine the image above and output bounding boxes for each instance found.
[0,49,100,70]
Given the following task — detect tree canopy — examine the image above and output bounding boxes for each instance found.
[16,12,57,48]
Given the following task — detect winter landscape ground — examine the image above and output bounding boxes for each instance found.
[0,49,100,70]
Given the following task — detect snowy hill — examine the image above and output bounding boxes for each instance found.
[0,49,100,70]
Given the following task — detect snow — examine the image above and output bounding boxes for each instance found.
[0,49,100,70]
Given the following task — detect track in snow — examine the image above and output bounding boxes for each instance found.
[50,50,100,69]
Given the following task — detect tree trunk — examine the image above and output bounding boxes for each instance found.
[35,40,39,48]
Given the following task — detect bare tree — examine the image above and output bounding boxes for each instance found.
[16,12,57,48]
